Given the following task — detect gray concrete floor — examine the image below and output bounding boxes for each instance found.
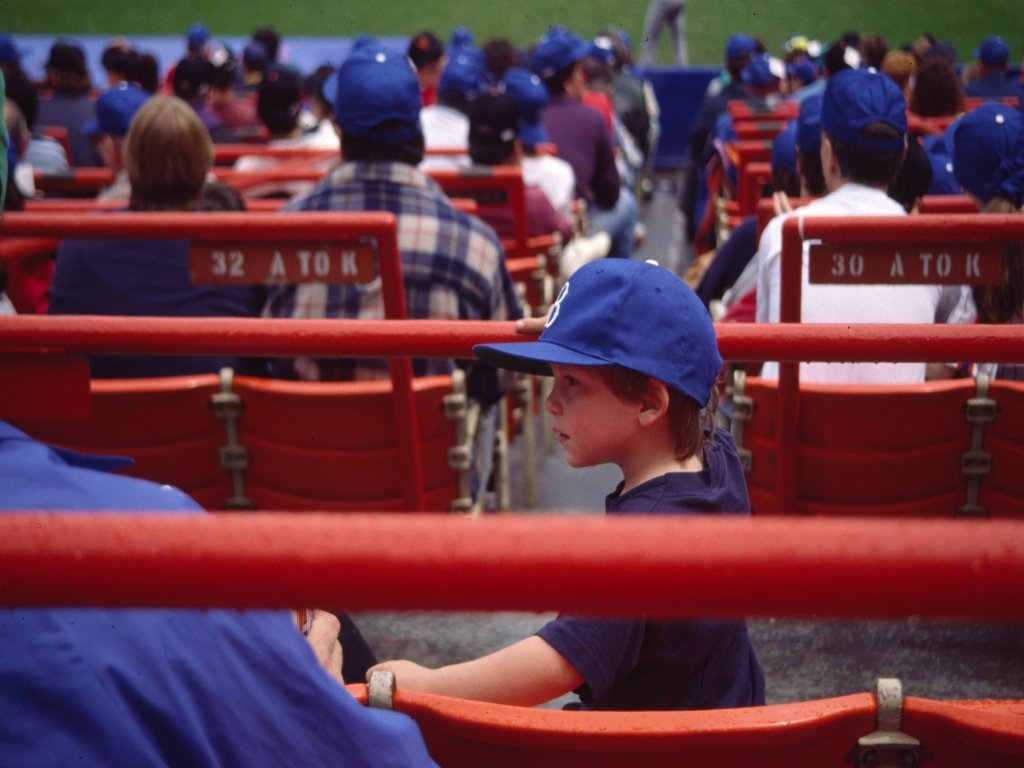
[353,172,1024,709]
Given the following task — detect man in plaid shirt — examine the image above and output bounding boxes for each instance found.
[263,45,522,396]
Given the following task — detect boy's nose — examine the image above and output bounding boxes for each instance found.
[545,388,561,415]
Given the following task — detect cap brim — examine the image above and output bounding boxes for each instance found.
[474,340,610,376]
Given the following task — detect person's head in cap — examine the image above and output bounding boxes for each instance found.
[975,35,1010,72]
[208,44,239,95]
[242,41,269,88]
[500,66,549,151]
[770,121,800,197]
[0,32,22,68]
[724,33,757,81]
[951,102,1024,325]
[257,64,303,138]
[784,56,817,93]
[475,259,722,479]
[449,26,475,53]
[740,53,782,96]
[821,38,860,77]
[84,82,149,176]
[407,31,446,105]
[252,26,281,62]
[172,55,213,102]
[437,49,483,114]
[530,26,591,98]
[820,67,907,191]
[45,40,91,94]
[186,22,209,56]
[468,92,519,166]
[952,102,1024,210]
[330,45,424,165]
[795,93,827,197]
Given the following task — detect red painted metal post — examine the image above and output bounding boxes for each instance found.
[778,216,804,514]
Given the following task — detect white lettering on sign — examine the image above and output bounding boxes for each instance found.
[890,253,905,277]
[966,252,981,278]
[211,250,244,277]
[269,251,286,279]
[341,250,357,276]
[937,252,951,277]
[314,250,330,276]
[831,252,864,278]
[919,252,933,276]
[297,249,312,275]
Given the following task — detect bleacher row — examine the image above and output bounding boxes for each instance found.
[4,147,1024,761]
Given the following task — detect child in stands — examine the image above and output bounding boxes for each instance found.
[369,259,765,710]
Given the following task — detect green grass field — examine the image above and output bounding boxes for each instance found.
[5,0,1022,68]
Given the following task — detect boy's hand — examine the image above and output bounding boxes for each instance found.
[305,609,345,686]
[515,313,549,336]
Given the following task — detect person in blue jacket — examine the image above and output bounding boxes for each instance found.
[370,259,765,711]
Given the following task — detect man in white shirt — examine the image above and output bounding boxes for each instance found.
[755,67,960,383]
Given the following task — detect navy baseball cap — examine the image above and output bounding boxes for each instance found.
[438,50,483,99]
[741,54,782,88]
[331,46,422,144]
[771,121,797,176]
[725,33,756,62]
[821,67,906,152]
[501,67,549,148]
[530,27,590,79]
[475,259,722,407]
[975,36,1009,66]
[952,102,1024,207]
[796,93,823,153]
[84,82,149,137]
[0,32,23,65]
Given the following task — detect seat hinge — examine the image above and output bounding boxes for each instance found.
[730,369,754,472]
[958,374,996,517]
[210,367,253,510]
[857,678,920,767]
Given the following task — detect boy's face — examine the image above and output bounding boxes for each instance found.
[546,364,638,469]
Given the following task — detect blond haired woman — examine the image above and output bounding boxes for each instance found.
[48,95,267,377]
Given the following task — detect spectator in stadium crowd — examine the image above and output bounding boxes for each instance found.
[501,65,578,220]
[680,33,756,244]
[47,95,268,378]
[239,40,269,94]
[171,54,227,138]
[85,81,150,201]
[951,102,1024,379]
[208,43,261,135]
[419,47,482,169]
[532,27,638,261]
[963,36,1024,101]
[252,25,282,63]
[373,258,765,711]
[262,44,522,499]
[135,51,160,94]
[467,91,573,244]
[99,37,137,87]
[910,57,965,119]
[482,36,520,87]
[407,30,445,107]
[639,0,688,67]
[858,33,889,70]
[162,21,211,94]
[881,50,916,101]
[35,40,100,167]
[754,67,971,384]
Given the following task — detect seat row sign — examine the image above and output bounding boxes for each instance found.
[189,241,377,284]
[809,242,1003,285]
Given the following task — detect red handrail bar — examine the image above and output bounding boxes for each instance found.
[2,513,1023,620]
[2,316,1024,361]
[778,213,1024,515]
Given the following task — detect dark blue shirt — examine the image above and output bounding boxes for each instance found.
[48,236,267,377]
[537,427,766,710]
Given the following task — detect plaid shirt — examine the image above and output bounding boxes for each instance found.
[263,161,522,391]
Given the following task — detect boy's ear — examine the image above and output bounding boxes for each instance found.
[636,379,670,427]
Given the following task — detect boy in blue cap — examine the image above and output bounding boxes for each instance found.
[370,259,765,711]
[85,81,149,200]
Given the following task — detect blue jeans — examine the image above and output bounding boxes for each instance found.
[588,187,639,260]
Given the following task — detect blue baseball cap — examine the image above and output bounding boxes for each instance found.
[449,26,475,51]
[0,32,23,65]
[725,33,756,62]
[821,67,906,152]
[438,50,483,99]
[796,93,823,153]
[975,36,1009,67]
[952,102,1024,207]
[187,22,209,52]
[501,67,549,148]
[771,122,797,176]
[84,82,149,137]
[331,46,421,144]
[474,259,722,407]
[786,57,817,87]
[741,54,782,89]
[530,27,591,79]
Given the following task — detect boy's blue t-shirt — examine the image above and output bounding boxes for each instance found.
[536,427,766,711]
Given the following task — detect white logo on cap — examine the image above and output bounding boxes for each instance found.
[546,281,569,328]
